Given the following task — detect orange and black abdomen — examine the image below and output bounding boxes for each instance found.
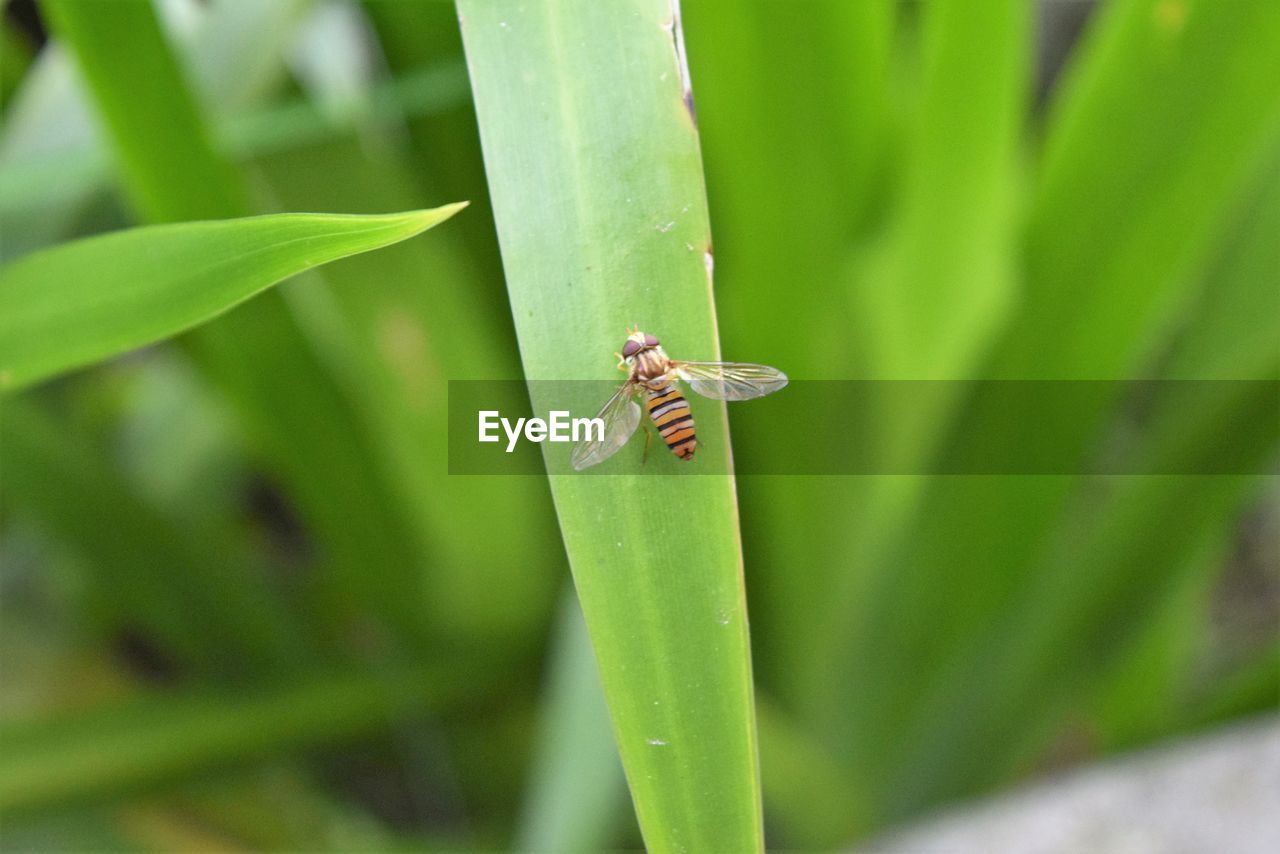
[646,385,697,460]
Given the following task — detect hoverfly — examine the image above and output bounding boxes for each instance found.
[570,327,787,470]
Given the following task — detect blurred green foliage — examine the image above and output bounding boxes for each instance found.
[0,0,1276,851]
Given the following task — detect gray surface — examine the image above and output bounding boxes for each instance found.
[863,716,1280,854]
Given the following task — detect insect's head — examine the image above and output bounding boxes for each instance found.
[621,328,660,360]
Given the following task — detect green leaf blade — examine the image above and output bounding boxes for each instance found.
[0,204,466,391]
[458,1,764,850]
[39,0,247,223]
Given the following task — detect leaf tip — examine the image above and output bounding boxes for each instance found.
[401,200,470,236]
[436,199,471,219]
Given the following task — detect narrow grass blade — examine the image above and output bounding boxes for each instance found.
[515,593,627,852]
[855,0,1027,381]
[459,2,764,850]
[819,0,1031,743]
[0,0,311,257]
[0,206,464,391]
[683,0,896,709]
[362,1,497,233]
[0,665,471,818]
[39,0,248,223]
[1161,146,1280,380]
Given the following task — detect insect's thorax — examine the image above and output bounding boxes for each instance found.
[631,348,673,388]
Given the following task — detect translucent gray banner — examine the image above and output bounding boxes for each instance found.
[447,380,1279,475]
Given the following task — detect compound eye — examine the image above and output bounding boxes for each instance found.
[622,340,642,357]
[644,334,659,347]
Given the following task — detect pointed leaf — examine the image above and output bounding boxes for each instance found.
[0,205,466,390]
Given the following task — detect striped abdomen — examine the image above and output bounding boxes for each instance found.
[646,385,697,460]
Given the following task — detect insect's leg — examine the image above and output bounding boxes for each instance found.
[641,422,653,464]
[616,353,627,371]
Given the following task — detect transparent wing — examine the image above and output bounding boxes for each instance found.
[570,383,642,470]
[675,361,789,401]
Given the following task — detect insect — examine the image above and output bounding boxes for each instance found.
[571,327,788,470]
